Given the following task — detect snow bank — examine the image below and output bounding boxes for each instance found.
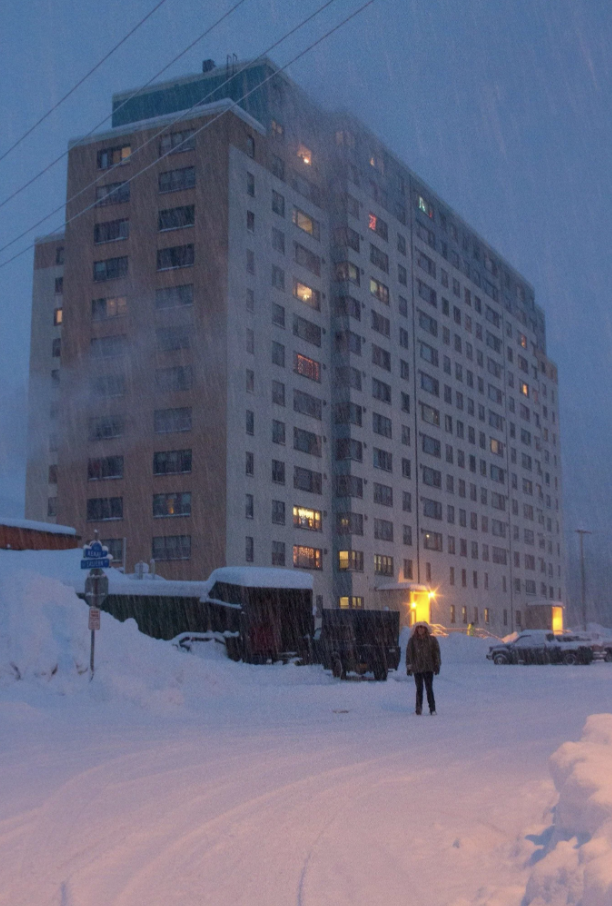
[0,554,237,709]
[204,565,314,591]
[524,714,612,906]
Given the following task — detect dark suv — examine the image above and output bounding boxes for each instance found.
[314,609,400,681]
[487,630,594,665]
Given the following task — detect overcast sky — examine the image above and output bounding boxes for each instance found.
[0,0,610,609]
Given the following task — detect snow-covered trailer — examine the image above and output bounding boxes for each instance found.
[203,567,314,664]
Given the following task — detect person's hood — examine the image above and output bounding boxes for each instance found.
[411,621,431,637]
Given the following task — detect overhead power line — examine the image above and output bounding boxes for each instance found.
[0,0,250,212]
[0,0,351,263]
[0,0,170,166]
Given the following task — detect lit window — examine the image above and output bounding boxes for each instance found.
[53,308,63,326]
[297,144,312,165]
[293,280,320,310]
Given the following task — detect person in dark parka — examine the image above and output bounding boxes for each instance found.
[406,622,441,715]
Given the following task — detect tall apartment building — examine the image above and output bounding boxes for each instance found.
[26,57,566,629]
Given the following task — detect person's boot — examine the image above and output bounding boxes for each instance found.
[415,707,422,715]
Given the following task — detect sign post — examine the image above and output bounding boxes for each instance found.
[81,532,111,679]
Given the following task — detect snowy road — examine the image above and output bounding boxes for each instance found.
[2,638,611,906]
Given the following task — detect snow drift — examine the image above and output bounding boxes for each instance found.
[525,714,612,906]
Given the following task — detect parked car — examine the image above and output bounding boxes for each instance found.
[313,610,401,681]
[563,632,612,662]
[487,630,594,665]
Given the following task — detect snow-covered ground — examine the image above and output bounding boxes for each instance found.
[1,551,611,906]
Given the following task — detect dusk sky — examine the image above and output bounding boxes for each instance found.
[1,0,610,611]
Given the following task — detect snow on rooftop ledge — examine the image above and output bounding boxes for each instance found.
[206,567,313,591]
[0,517,76,536]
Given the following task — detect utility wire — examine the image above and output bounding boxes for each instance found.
[0,0,250,212]
[0,0,170,165]
[0,0,347,261]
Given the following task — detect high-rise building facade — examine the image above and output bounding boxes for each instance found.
[26,58,565,629]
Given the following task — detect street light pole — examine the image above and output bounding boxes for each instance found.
[576,529,592,632]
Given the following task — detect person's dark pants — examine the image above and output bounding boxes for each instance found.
[414,671,435,713]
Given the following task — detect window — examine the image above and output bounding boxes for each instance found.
[245,452,254,477]
[294,428,322,457]
[158,205,195,231]
[418,310,438,336]
[371,310,390,337]
[370,277,389,304]
[293,315,321,347]
[271,341,285,367]
[422,466,441,488]
[88,415,124,441]
[156,325,190,352]
[294,353,321,382]
[271,419,285,445]
[373,483,393,506]
[338,550,364,571]
[293,389,322,420]
[423,531,443,551]
[155,365,192,392]
[293,279,320,311]
[87,455,124,481]
[293,466,322,493]
[293,545,322,569]
[271,228,285,253]
[294,506,322,531]
[336,475,364,499]
[422,434,441,458]
[271,500,286,525]
[97,144,131,169]
[86,497,123,521]
[297,143,312,165]
[335,261,360,285]
[370,244,389,272]
[372,377,391,403]
[336,438,363,461]
[271,460,285,484]
[51,337,61,357]
[336,512,363,535]
[89,373,126,399]
[93,256,128,282]
[272,381,285,406]
[373,412,392,438]
[423,498,443,520]
[419,372,439,396]
[153,492,191,518]
[157,245,194,270]
[159,129,195,156]
[246,210,255,232]
[294,242,320,276]
[53,307,63,326]
[152,449,192,476]
[245,536,254,562]
[94,219,129,243]
[90,335,126,359]
[372,344,391,371]
[272,190,285,216]
[374,554,394,576]
[419,342,438,367]
[368,212,388,240]
[373,448,393,471]
[152,535,191,561]
[402,492,412,512]
[95,182,130,206]
[159,166,195,193]
[292,207,320,239]
[154,407,191,434]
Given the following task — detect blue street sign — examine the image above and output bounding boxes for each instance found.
[81,539,112,569]
[83,541,107,559]
[81,557,111,569]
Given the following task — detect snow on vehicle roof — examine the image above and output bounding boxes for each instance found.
[0,517,77,536]
[205,567,313,591]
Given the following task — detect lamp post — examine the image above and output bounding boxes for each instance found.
[576,529,592,631]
